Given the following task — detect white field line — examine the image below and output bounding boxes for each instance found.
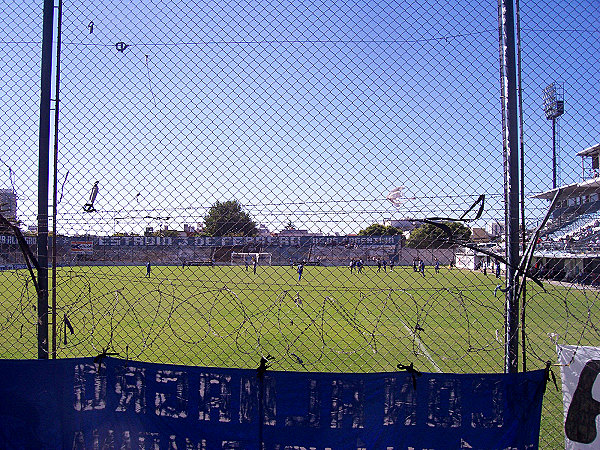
[400,320,442,373]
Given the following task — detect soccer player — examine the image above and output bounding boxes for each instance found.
[253,257,257,274]
[383,260,387,272]
[146,262,151,277]
[297,263,304,281]
[377,259,382,272]
[420,259,425,277]
[434,258,440,274]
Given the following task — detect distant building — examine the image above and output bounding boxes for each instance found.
[278,228,313,237]
[470,227,490,242]
[383,218,418,231]
[455,246,503,271]
[486,221,505,237]
[257,223,270,236]
[0,189,17,220]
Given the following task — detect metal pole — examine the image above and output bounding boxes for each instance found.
[552,118,557,189]
[38,0,55,359]
[500,0,520,373]
[515,0,527,373]
[51,0,63,359]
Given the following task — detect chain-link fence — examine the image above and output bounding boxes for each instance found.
[1,0,599,447]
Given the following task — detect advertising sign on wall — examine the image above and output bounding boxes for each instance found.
[71,240,94,254]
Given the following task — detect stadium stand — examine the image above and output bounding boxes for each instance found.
[533,143,600,283]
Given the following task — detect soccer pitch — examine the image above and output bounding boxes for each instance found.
[1,264,596,374]
[1,263,598,447]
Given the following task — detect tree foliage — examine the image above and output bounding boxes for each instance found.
[150,229,180,237]
[358,223,403,236]
[203,200,258,237]
[406,222,471,248]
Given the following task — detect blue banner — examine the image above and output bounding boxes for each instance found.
[0,357,545,449]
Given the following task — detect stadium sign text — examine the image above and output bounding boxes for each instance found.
[0,234,401,248]
[0,234,36,245]
[94,235,401,247]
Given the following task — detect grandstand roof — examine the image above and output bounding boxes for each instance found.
[534,250,600,259]
[531,177,600,200]
[577,143,600,157]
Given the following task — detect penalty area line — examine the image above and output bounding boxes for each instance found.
[400,320,442,373]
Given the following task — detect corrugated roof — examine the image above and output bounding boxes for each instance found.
[531,178,600,200]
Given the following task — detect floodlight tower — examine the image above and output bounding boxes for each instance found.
[542,83,565,189]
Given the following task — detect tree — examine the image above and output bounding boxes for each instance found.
[406,222,471,248]
[151,229,180,237]
[358,223,403,236]
[203,200,258,237]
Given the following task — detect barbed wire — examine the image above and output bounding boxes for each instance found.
[2,264,596,372]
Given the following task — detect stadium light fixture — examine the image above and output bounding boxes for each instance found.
[542,83,565,189]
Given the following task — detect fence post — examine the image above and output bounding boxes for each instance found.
[37,0,55,359]
[499,0,520,373]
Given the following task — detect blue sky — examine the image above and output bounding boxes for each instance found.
[0,0,598,235]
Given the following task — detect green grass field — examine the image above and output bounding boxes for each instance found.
[0,263,598,447]
[1,264,597,369]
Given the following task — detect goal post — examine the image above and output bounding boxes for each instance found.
[230,252,272,266]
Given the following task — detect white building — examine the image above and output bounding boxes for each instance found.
[455,246,504,272]
[486,221,505,237]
